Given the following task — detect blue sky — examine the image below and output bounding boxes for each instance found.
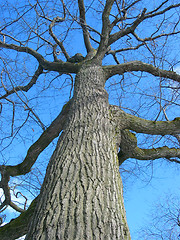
[124,161,180,239]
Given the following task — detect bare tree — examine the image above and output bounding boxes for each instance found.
[0,0,180,239]
[138,194,180,240]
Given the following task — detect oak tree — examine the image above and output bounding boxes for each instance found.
[0,0,180,239]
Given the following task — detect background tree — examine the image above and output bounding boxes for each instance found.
[0,0,180,239]
[138,194,180,240]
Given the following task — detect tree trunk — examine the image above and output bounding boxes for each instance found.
[25,64,130,240]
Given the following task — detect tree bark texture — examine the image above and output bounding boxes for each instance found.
[25,64,130,240]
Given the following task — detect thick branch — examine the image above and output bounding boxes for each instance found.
[49,14,70,60]
[108,8,147,46]
[109,105,180,135]
[133,147,180,161]
[118,129,180,164]
[0,41,79,73]
[0,65,43,100]
[126,114,180,136]
[104,61,180,83]
[0,41,45,64]
[0,100,71,177]
[109,2,180,46]
[96,0,115,60]
[9,201,26,213]
[78,0,93,53]
[0,196,38,240]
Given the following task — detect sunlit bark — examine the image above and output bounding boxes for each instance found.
[25,64,130,239]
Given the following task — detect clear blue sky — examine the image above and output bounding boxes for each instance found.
[124,161,180,239]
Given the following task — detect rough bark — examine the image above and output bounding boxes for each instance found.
[25,64,130,240]
[109,105,180,135]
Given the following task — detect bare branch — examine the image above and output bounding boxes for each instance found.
[162,110,180,145]
[0,102,2,114]
[0,5,35,32]
[0,167,25,216]
[0,100,71,223]
[133,30,180,45]
[111,0,128,27]
[0,99,71,177]
[108,43,144,54]
[4,98,15,136]
[145,3,180,19]
[0,41,79,73]
[0,32,24,45]
[134,147,180,162]
[96,0,115,60]
[9,201,26,213]
[14,192,27,210]
[124,0,142,11]
[108,8,147,46]
[49,17,70,60]
[104,61,180,83]
[118,129,180,164]
[0,41,45,65]
[109,105,180,135]
[108,30,180,56]
[0,65,43,100]
[3,71,46,131]
[78,0,93,53]
[109,2,180,47]
[146,0,168,15]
